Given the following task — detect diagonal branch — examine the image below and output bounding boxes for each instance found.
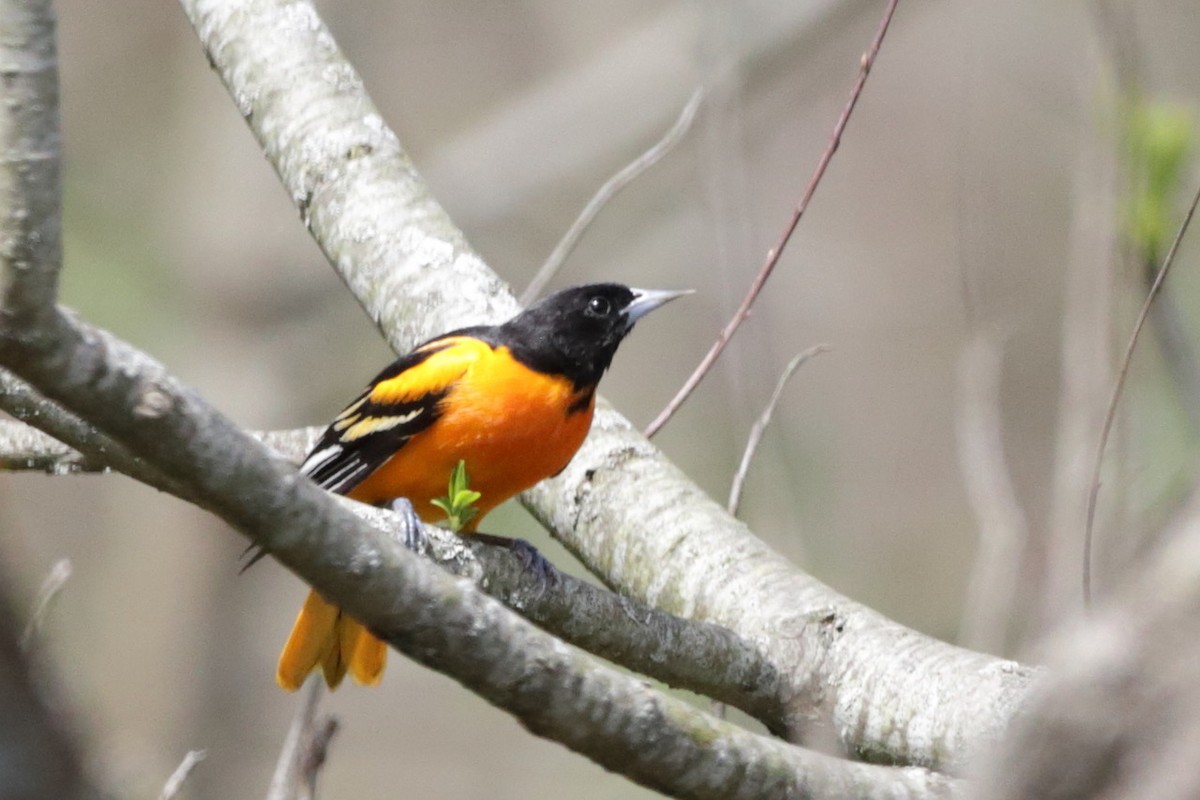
[0,303,956,799]
[1083,180,1200,606]
[728,344,828,517]
[179,0,1035,771]
[642,0,901,439]
[520,87,705,305]
[0,407,788,732]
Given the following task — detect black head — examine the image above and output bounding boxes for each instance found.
[497,283,689,389]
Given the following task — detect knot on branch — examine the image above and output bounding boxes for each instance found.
[132,381,173,419]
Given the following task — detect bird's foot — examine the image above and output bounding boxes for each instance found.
[387,497,428,554]
[465,531,560,587]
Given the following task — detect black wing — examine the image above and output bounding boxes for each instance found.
[299,339,463,495]
[298,325,499,495]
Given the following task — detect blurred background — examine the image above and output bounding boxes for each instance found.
[3,0,1200,797]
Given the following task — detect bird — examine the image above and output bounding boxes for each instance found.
[274,282,689,691]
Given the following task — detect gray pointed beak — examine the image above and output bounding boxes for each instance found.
[623,288,693,327]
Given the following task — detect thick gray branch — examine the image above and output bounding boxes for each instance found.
[185,0,518,347]
[0,4,97,797]
[0,0,61,333]
[179,0,1036,770]
[0,408,789,733]
[358,504,789,733]
[0,304,957,799]
[528,409,1036,766]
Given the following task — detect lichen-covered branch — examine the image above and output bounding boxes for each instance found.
[0,4,97,797]
[0,0,61,331]
[0,302,958,800]
[357,504,789,733]
[0,406,789,734]
[183,0,519,349]
[178,0,1036,771]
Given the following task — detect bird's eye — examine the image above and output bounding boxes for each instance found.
[586,296,612,317]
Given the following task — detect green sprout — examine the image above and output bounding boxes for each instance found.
[430,460,481,532]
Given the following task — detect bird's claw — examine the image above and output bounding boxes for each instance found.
[508,538,560,588]
[387,497,428,554]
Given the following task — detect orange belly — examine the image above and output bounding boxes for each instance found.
[347,345,595,523]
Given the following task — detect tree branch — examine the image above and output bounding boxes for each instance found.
[980,492,1200,800]
[520,87,705,305]
[0,405,791,734]
[265,678,333,800]
[642,0,900,439]
[1084,180,1200,605]
[728,345,828,518]
[178,0,1036,771]
[0,304,957,799]
[0,0,60,332]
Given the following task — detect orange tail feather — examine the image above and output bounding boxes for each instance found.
[277,589,340,691]
[277,589,387,691]
[345,620,387,687]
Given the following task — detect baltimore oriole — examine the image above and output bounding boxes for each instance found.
[275,283,688,691]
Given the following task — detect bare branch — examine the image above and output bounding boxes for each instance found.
[183,0,520,352]
[728,345,827,517]
[0,368,192,501]
[530,399,1037,767]
[266,679,333,800]
[0,0,61,329]
[347,503,788,732]
[180,0,1034,771]
[160,749,207,800]
[3,381,790,734]
[0,413,322,475]
[1084,180,1200,606]
[0,416,88,472]
[520,88,705,305]
[642,0,901,439]
[1,303,957,798]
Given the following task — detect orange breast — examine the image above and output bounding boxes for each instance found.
[347,345,595,525]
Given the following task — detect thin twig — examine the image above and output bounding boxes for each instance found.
[159,749,207,800]
[19,558,71,652]
[643,0,900,438]
[266,677,326,800]
[0,417,323,475]
[727,345,828,516]
[1084,180,1200,607]
[520,88,705,306]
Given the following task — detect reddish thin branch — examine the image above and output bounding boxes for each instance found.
[1083,180,1200,606]
[644,0,901,438]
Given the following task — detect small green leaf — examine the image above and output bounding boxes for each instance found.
[432,460,483,532]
